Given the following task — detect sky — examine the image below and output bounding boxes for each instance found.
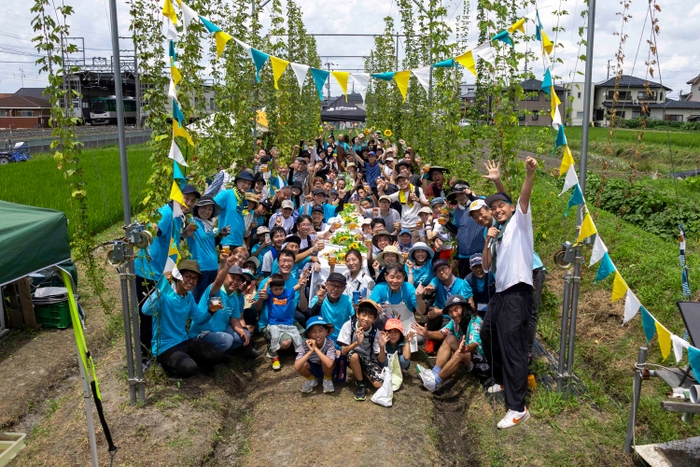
[0,0,698,100]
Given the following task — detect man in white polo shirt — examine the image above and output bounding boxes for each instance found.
[480,156,537,430]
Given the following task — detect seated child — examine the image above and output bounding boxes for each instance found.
[412,294,491,392]
[337,299,383,401]
[361,218,373,240]
[464,254,496,317]
[377,318,414,371]
[294,316,337,394]
[397,229,413,254]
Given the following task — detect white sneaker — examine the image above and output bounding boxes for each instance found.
[486,383,504,394]
[322,379,335,393]
[301,378,319,393]
[416,364,437,392]
[497,408,530,429]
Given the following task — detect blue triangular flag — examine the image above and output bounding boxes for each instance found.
[433,58,456,68]
[370,71,395,81]
[541,69,552,95]
[173,160,186,189]
[565,184,583,217]
[535,11,543,41]
[640,306,657,344]
[172,100,185,127]
[594,252,615,283]
[552,124,567,154]
[250,48,269,82]
[199,16,221,34]
[310,68,330,100]
[169,40,177,64]
[492,30,513,46]
[689,346,700,381]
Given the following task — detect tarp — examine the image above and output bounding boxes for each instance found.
[321,94,366,122]
[0,200,71,287]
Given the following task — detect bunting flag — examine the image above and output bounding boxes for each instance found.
[577,212,596,244]
[163,15,178,40]
[173,120,194,146]
[589,234,608,267]
[473,43,496,66]
[291,63,310,93]
[393,70,411,102]
[680,225,691,299]
[171,65,182,86]
[623,289,641,324]
[688,346,700,379]
[271,56,290,90]
[250,48,269,81]
[350,73,370,103]
[172,100,185,127]
[310,68,330,100]
[233,38,252,58]
[541,29,554,55]
[433,58,456,68]
[551,88,561,119]
[168,79,177,102]
[181,2,198,30]
[565,184,583,216]
[559,146,575,176]
[331,71,350,101]
[455,50,476,76]
[214,31,233,58]
[640,306,657,343]
[172,160,186,188]
[560,164,579,195]
[541,69,552,94]
[552,106,563,129]
[655,321,672,360]
[611,271,628,303]
[508,18,526,34]
[672,334,689,363]
[412,66,431,95]
[199,15,221,34]
[371,71,395,81]
[595,253,616,283]
[168,40,177,64]
[162,0,178,24]
[553,124,566,154]
[167,237,182,262]
[492,30,513,46]
[169,181,185,206]
[169,139,187,167]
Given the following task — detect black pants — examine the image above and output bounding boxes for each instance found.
[458,257,472,279]
[481,283,533,412]
[157,339,227,378]
[135,276,157,361]
[528,268,546,354]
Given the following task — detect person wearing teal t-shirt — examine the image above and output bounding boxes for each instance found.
[214,170,254,248]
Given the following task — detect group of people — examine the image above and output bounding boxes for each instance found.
[133,131,545,430]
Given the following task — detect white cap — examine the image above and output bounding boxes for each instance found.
[468,199,487,213]
[281,200,295,210]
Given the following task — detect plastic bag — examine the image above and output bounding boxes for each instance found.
[389,352,403,391]
[371,367,393,407]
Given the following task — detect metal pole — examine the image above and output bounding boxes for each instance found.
[557,270,572,392]
[119,264,136,405]
[624,346,647,453]
[578,0,596,203]
[133,34,141,130]
[566,247,583,384]
[77,346,99,467]
[127,261,146,402]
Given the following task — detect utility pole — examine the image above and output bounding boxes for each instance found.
[133,35,141,129]
[607,59,612,79]
[410,0,433,156]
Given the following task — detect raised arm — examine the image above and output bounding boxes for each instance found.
[519,156,537,215]
[482,160,508,195]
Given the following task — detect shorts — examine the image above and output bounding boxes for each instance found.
[262,323,305,345]
[309,361,325,379]
[348,350,384,383]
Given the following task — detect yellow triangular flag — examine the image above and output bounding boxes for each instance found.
[455,50,476,76]
[393,70,411,102]
[331,71,351,101]
[541,30,553,55]
[508,18,526,34]
[611,271,628,302]
[174,0,182,6]
[171,65,182,86]
[173,121,194,146]
[214,31,233,58]
[270,56,290,90]
[167,237,181,260]
[551,87,561,119]
[576,212,596,243]
[162,0,178,25]
[559,146,575,176]
[169,181,185,206]
[655,321,672,360]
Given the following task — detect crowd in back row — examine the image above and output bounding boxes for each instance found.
[133,132,545,429]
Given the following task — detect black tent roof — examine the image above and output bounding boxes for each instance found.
[321,94,366,122]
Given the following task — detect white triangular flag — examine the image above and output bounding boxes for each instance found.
[171,200,182,219]
[589,234,608,267]
[560,164,579,195]
[623,289,641,324]
[552,105,563,130]
[168,79,177,101]
[162,15,178,40]
[671,334,690,363]
[181,2,198,30]
[412,66,431,95]
[233,38,252,59]
[163,256,183,280]
[290,63,310,93]
[350,73,370,103]
[169,139,188,167]
[473,42,495,65]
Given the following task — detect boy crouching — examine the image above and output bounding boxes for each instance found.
[294,316,336,394]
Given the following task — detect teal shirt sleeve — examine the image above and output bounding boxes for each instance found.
[458,278,473,300]
[467,316,484,354]
[256,278,270,331]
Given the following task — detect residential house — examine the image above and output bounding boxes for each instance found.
[0,94,52,129]
[516,79,566,127]
[563,81,594,126]
[681,74,700,102]
[593,75,670,123]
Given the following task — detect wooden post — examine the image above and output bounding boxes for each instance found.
[17,278,39,329]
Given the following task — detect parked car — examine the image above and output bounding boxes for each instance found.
[0,141,31,165]
[458,119,471,127]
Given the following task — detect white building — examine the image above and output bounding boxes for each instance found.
[563,81,594,126]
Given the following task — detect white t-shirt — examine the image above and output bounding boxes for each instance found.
[494,198,534,292]
[337,320,380,358]
[388,187,428,229]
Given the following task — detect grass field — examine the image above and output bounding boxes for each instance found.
[0,144,152,237]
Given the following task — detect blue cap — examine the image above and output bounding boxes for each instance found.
[236,170,255,182]
[430,197,445,207]
[469,254,483,268]
[368,151,377,156]
[398,229,412,236]
[305,315,334,333]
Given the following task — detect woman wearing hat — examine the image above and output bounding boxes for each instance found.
[372,245,403,284]
[185,195,229,302]
[405,242,435,287]
[214,170,255,249]
[141,259,228,378]
[424,166,450,199]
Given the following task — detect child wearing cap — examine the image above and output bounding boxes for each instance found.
[294,316,337,393]
[397,229,413,254]
[308,272,354,346]
[377,318,415,371]
[465,254,496,317]
[405,242,435,287]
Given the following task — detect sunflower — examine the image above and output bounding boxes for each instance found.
[384,129,393,137]
[363,128,371,135]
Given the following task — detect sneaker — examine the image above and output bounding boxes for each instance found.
[486,383,504,394]
[497,408,530,430]
[301,378,319,393]
[416,364,437,392]
[271,357,281,370]
[240,344,262,359]
[322,379,335,393]
[354,381,367,401]
[424,339,435,355]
